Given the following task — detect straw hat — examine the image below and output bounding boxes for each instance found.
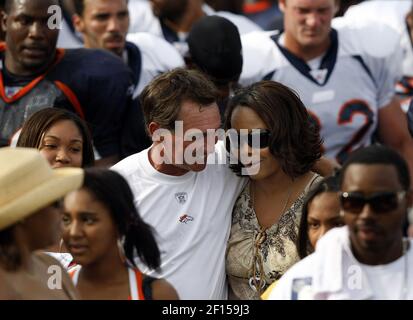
[0,147,84,231]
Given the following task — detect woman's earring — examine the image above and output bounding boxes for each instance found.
[59,239,64,253]
[117,237,126,264]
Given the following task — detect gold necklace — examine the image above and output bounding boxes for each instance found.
[248,180,294,295]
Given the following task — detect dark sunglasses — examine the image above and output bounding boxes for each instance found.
[225,129,271,153]
[340,191,406,214]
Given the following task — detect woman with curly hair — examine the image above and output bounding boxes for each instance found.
[225,80,323,299]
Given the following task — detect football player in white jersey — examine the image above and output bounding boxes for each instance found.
[343,0,413,111]
[240,0,413,185]
[72,0,184,97]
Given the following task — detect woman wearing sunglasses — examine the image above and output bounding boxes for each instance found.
[224,80,323,300]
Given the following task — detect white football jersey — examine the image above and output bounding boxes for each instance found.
[240,22,402,163]
[343,0,413,110]
[126,32,185,97]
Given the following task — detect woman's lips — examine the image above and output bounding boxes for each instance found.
[68,244,88,255]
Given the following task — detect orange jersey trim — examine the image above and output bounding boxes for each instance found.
[135,269,145,300]
[68,268,77,279]
[0,45,65,103]
[244,1,272,14]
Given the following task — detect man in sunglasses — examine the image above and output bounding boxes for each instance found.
[267,145,413,300]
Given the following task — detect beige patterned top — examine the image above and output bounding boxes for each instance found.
[226,174,321,300]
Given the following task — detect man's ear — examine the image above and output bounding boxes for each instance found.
[333,2,340,16]
[278,0,287,14]
[72,14,84,33]
[1,12,8,34]
[148,122,160,137]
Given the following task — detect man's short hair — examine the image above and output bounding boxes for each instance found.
[339,145,410,190]
[140,68,218,133]
[73,0,85,16]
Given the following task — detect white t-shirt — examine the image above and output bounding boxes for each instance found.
[112,142,245,299]
[361,257,406,300]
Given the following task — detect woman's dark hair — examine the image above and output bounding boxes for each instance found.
[0,226,20,271]
[16,108,95,168]
[224,81,322,178]
[82,168,161,270]
[297,175,340,259]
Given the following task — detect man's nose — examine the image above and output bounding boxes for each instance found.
[28,21,46,39]
[306,13,321,28]
[107,17,121,32]
[358,202,377,219]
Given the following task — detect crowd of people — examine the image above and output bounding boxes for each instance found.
[0,0,412,300]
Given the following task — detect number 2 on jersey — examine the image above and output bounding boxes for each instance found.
[308,99,374,164]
